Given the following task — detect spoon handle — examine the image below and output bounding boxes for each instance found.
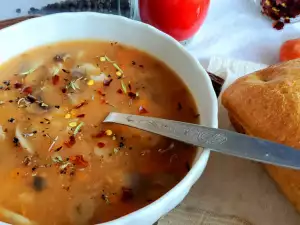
[104,112,300,170]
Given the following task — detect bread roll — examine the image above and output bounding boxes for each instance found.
[222,58,300,212]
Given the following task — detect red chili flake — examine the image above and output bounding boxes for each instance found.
[64,135,76,148]
[77,114,85,118]
[97,142,105,148]
[74,100,88,109]
[92,131,105,138]
[116,89,123,94]
[128,92,137,99]
[103,79,113,87]
[52,75,60,85]
[97,90,106,96]
[69,155,88,168]
[121,187,134,202]
[100,98,106,104]
[138,106,148,114]
[62,88,67,93]
[22,86,32,94]
[14,82,23,89]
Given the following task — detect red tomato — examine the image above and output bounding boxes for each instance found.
[139,0,210,41]
[280,38,300,62]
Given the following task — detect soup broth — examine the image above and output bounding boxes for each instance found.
[0,40,198,225]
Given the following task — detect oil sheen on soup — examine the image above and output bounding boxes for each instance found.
[0,41,199,225]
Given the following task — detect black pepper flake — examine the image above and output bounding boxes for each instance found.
[119,142,125,148]
[26,95,37,103]
[55,105,60,109]
[13,137,19,147]
[129,147,133,150]
[3,80,10,86]
[132,61,136,65]
[33,176,46,192]
[32,166,37,172]
[55,146,63,152]
[139,65,144,68]
[128,92,137,99]
[177,102,183,111]
[8,118,15,123]
[33,130,37,134]
[103,79,113,87]
[8,100,13,103]
[16,8,21,13]
[62,88,67,93]
[62,68,70,74]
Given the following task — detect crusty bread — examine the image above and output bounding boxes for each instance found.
[222,58,300,213]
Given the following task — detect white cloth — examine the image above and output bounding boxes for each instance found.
[2,0,300,224]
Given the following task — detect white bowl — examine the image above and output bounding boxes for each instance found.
[0,12,218,225]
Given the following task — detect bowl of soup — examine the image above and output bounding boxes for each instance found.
[0,13,218,225]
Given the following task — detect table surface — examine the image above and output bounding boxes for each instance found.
[1,0,300,224]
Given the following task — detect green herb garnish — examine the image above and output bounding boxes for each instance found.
[52,155,63,163]
[19,67,37,76]
[74,122,84,136]
[113,63,123,74]
[113,148,119,154]
[121,80,127,94]
[104,55,114,63]
[68,80,80,91]
[52,67,60,76]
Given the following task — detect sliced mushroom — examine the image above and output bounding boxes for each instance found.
[0,206,37,225]
[90,73,107,82]
[68,195,95,225]
[72,63,100,79]
[15,124,35,155]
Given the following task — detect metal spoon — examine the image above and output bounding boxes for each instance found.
[104,112,300,170]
